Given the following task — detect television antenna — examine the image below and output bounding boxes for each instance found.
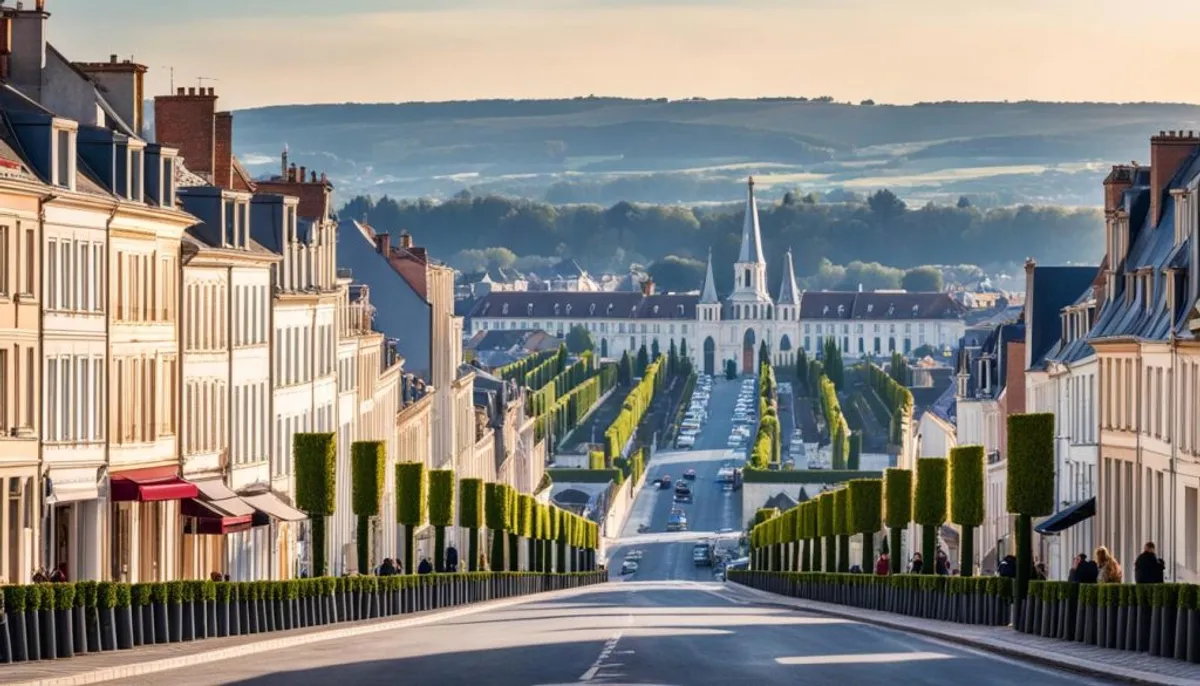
[196,76,219,91]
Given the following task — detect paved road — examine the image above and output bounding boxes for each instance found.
[130,581,1107,686]
[607,378,745,583]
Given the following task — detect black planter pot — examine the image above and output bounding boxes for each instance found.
[99,607,116,652]
[167,603,182,643]
[1039,599,1051,637]
[26,610,41,661]
[1148,606,1161,655]
[1083,604,1096,645]
[8,612,27,662]
[1114,606,1126,650]
[39,608,56,660]
[115,606,134,650]
[1097,606,1109,648]
[55,608,74,659]
[215,602,229,637]
[72,606,87,655]
[261,598,273,633]
[139,605,155,646]
[0,614,12,664]
[153,603,168,644]
[1188,609,1200,663]
[1174,605,1189,661]
[1125,604,1139,651]
[1159,604,1176,659]
[181,601,195,642]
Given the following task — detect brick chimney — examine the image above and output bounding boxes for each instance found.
[1103,164,1135,213]
[399,231,413,249]
[7,0,49,102]
[212,112,233,189]
[154,87,218,180]
[374,232,391,255]
[640,278,656,296]
[1150,130,1200,227]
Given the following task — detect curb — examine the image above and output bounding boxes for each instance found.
[9,585,596,686]
[727,584,1196,686]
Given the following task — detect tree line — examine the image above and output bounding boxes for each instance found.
[341,189,1101,291]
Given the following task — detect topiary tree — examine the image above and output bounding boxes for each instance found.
[459,478,484,572]
[817,492,835,572]
[848,431,862,471]
[848,478,884,571]
[395,461,427,574]
[832,488,850,572]
[485,482,510,571]
[949,445,985,577]
[350,441,385,575]
[802,500,817,571]
[428,469,455,572]
[884,468,913,575]
[636,344,649,377]
[555,507,570,573]
[831,421,848,470]
[294,433,336,577]
[546,506,560,572]
[1007,413,1055,612]
[518,494,535,571]
[914,458,948,573]
[505,485,520,572]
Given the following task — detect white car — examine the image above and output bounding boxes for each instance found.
[677,434,696,448]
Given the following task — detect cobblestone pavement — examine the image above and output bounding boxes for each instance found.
[725,582,1200,686]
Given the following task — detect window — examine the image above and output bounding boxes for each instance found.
[55,129,73,188]
[47,240,57,310]
[60,238,71,310]
[0,348,7,432]
[0,225,7,296]
[162,157,176,209]
[129,149,143,202]
[46,358,57,440]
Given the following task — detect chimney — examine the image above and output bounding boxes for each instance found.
[8,1,50,102]
[110,54,117,63]
[298,166,306,184]
[287,163,297,183]
[1150,130,1200,227]
[374,232,391,255]
[213,112,233,189]
[281,148,288,179]
[1103,164,1135,213]
[310,170,317,183]
[640,279,655,296]
[399,231,413,249]
[77,57,149,138]
[154,86,219,179]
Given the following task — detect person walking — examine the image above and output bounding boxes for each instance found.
[874,553,890,576]
[1095,546,1123,583]
[908,552,923,574]
[378,558,397,576]
[417,557,433,575]
[935,549,951,576]
[997,554,1017,579]
[1075,553,1099,583]
[446,545,459,573]
[1134,542,1165,584]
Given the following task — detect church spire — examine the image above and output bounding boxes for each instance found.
[699,248,719,303]
[737,176,765,265]
[777,249,800,305]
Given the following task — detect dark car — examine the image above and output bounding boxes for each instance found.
[673,482,692,503]
[683,468,696,480]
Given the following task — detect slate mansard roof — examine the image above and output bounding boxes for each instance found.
[799,291,965,321]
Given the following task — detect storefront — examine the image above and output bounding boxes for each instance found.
[43,466,104,582]
[0,467,39,584]
[181,479,255,580]
[109,466,197,583]
[240,489,307,580]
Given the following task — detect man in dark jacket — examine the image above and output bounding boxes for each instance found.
[446,545,459,573]
[997,555,1017,579]
[417,557,434,575]
[1134,542,1165,584]
[1073,553,1099,583]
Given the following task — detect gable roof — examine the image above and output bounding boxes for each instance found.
[1026,265,1099,370]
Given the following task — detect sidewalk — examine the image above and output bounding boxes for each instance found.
[0,588,580,686]
[727,582,1200,686]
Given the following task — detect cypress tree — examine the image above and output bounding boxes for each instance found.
[833,488,850,573]
[428,469,455,572]
[459,478,484,571]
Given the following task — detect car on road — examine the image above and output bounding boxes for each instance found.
[673,483,692,503]
[676,433,695,449]
[625,549,644,561]
[683,468,696,480]
[621,559,638,575]
[666,510,688,532]
[693,543,713,567]
[658,474,672,488]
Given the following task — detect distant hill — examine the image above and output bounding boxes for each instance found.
[205,98,1200,205]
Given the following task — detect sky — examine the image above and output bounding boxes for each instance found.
[46,0,1200,109]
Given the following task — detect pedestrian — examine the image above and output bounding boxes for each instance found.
[908,552,923,574]
[48,562,69,583]
[446,545,459,573]
[209,571,223,582]
[1034,562,1048,580]
[874,552,890,576]
[1095,546,1123,583]
[1134,542,1165,584]
[849,564,862,574]
[997,554,1017,579]
[32,567,48,582]
[935,550,950,576]
[378,558,397,576]
[1074,553,1099,584]
[1068,554,1081,582]
[417,557,433,575]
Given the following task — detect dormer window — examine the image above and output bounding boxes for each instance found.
[528,303,535,316]
[589,303,596,315]
[501,303,509,315]
[565,303,572,316]
[867,303,874,313]
[887,304,896,316]
[837,304,845,316]
[53,126,76,190]
[822,305,829,315]
[606,303,614,315]
[553,303,560,316]
[677,304,684,316]
[129,146,144,202]
[161,156,176,208]
[912,304,920,316]
[653,305,659,314]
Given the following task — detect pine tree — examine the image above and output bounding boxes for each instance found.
[636,344,649,377]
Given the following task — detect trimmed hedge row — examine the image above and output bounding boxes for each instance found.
[0,573,608,664]
[603,356,664,462]
[731,571,1013,627]
[865,361,914,446]
[494,349,555,384]
[743,469,883,484]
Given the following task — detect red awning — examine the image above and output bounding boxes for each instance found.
[182,499,253,535]
[110,466,199,502]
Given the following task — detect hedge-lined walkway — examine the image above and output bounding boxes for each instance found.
[728,576,1200,686]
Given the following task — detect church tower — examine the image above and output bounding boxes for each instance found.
[729,177,770,304]
[698,249,721,323]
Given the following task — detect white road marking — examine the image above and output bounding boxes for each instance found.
[580,631,624,682]
[775,652,953,665]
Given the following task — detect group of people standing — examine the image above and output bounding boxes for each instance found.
[375,545,461,577]
[1068,541,1165,585]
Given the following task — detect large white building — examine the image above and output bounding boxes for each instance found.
[468,179,966,371]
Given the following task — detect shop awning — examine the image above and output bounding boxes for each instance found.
[242,491,308,523]
[183,499,253,535]
[192,479,255,517]
[1035,497,1096,535]
[110,466,199,502]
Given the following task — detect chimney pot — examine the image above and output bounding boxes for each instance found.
[399,231,413,249]
[110,54,117,63]
[310,170,317,183]
[320,172,327,183]
[188,87,196,95]
[176,87,185,95]
[299,166,306,183]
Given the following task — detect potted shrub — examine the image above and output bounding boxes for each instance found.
[51,581,75,659]
[214,582,233,637]
[832,489,850,573]
[150,582,169,644]
[27,583,47,661]
[114,584,133,650]
[847,479,883,572]
[95,581,117,651]
[352,441,386,575]
[397,462,428,575]
[1176,584,1194,661]
[1079,583,1097,644]
[0,586,14,663]
[1182,584,1199,663]
[486,482,510,571]
[133,583,154,646]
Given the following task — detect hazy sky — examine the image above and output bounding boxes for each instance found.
[48,0,1200,109]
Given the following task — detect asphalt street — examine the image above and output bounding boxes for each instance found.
[127,581,1112,686]
[608,377,746,583]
